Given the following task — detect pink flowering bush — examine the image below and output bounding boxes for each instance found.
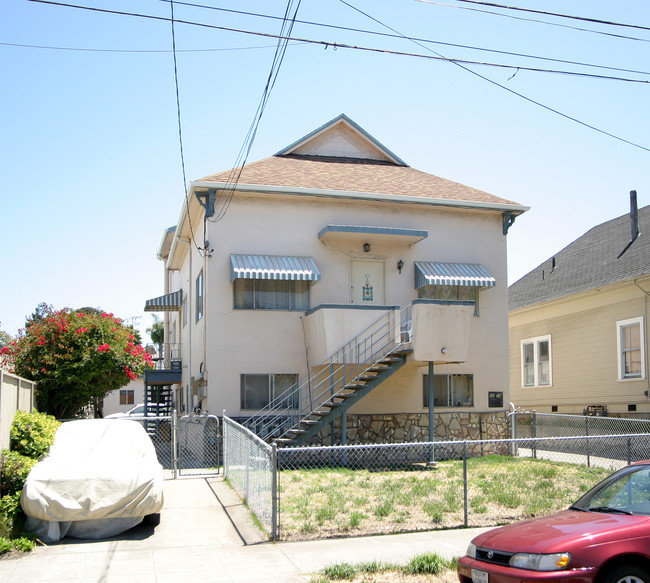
[1,309,153,419]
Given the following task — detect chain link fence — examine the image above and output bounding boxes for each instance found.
[221,414,650,541]
[223,414,277,539]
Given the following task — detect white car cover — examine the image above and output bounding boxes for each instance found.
[21,419,164,543]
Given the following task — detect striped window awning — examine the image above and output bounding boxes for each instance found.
[415,262,496,288]
[144,290,183,312]
[230,255,321,282]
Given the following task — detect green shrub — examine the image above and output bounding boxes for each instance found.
[10,411,60,459]
[0,452,36,497]
[0,493,22,538]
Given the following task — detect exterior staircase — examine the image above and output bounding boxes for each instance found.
[244,305,412,446]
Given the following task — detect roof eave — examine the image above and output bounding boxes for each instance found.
[189,181,529,215]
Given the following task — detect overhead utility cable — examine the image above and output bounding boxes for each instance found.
[24,2,650,84]
[448,0,650,33]
[340,0,650,153]
[415,0,650,43]
[211,0,302,223]
[149,0,650,76]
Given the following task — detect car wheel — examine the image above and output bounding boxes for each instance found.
[604,565,650,583]
[143,513,161,527]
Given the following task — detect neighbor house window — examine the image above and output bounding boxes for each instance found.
[234,280,310,311]
[195,270,203,321]
[418,285,479,315]
[521,335,552,387]
[617,317,645,380]
[240,373,299,410]
[423,374,474,407]
[120,389,134,405]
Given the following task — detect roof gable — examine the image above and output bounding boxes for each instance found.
[275,114,407,166]
[509,205,650,310]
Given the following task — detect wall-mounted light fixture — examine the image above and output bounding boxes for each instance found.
[397,259,404,273]
[363,242,371,253]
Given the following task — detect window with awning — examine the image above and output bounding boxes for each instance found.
[144,290,183,312]
[231,255,320,311]
[414,262,496,289]
[230,255,321,282]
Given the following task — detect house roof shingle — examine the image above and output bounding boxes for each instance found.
[198,154,520,207]
[509,205,650,311]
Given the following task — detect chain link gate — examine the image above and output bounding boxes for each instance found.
[140,412,220,478]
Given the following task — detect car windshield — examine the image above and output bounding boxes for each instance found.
[572,464,650,516]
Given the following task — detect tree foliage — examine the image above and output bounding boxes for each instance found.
[147,315,164,353]
[0,308,153,418]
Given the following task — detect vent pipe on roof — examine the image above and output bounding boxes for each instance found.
[617,190,640,259]
[630,190,639,242]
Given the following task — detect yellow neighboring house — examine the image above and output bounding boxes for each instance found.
[509,196,650,415]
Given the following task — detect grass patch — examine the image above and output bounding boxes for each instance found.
[279,456,610,540]
[313,553,456,581]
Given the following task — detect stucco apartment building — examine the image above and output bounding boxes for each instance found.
[145,115,527,444]
[509,195,650,416]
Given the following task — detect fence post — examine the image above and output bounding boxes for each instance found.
[532,410,537,459]
[271,443,278,541]
[172,409,178,479]
[628,436,632,465]
[222,411,228,478]
[463,441,468,528]
[585,416,591,467]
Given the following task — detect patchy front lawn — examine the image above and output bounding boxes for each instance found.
[278,455,610,540]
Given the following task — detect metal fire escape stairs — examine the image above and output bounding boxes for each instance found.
[244,305,413,447]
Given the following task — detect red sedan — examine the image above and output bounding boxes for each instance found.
[458,461,650,583]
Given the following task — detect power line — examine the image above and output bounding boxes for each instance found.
[0,40,305,53]
[150,0,650,76]
[448,0,650,33]
[23,1,650,83]
[415,0,650,44]
[211,0,302,223]
[339,0,650,153]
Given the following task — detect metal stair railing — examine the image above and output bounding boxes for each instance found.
[244,305,412,442]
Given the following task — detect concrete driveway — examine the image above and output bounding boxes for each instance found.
[0,477,488,582]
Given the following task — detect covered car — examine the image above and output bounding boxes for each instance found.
[21,419,164,543]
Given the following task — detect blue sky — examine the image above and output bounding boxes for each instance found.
[2,0,649,340]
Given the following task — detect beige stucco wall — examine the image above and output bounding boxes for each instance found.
[509,277,650,414]
[168,190,511,418]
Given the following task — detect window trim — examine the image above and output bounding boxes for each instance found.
[195,270,204,322]
[520,335,552,388]
[617,317,645,381]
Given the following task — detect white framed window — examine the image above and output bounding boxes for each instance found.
[521,335,552,387]
[240,373,299,410]
[195,271,204,321]
[617,317,645,380]
[423,374,473,407]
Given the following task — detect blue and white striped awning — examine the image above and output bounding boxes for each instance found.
[415,262,496,288]
[230,255,321,282]
[144,289,183,312]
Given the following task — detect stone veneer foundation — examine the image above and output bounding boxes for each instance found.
[310,410,509,446]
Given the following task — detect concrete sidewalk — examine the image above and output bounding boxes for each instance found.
[0,477,489,583]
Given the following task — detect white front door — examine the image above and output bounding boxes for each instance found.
[350,260,385,305]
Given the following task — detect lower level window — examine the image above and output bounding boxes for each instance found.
[241,373,299,410]
[423,374,473,407]
[234,279,310,310]
[120,389,134,405]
